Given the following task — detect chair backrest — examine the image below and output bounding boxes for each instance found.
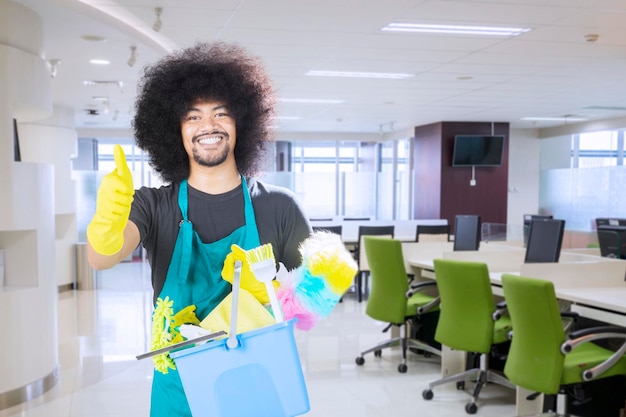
[363,236,410,324]
[501,274,565,395]
[523,214,553,246]
[416,224,450,242]
[597,227,622,258]
[312,225,342,236]
[432,259,496,354]
[453,215,481,251]
[524,219,565,263]
[357,225,394,272]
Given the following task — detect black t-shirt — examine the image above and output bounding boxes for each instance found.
[129,178,312,302]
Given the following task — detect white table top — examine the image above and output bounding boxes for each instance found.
[408,257,626,319]
[556,287,626,315]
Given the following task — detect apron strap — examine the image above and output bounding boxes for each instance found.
[177,180,193,283]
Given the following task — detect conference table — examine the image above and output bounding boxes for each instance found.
[404,243,626,416]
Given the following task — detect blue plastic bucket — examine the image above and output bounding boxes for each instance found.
[171,319,310,417]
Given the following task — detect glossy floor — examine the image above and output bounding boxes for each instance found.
[0,261,517,417]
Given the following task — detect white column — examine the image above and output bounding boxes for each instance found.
[19,106,79,288]
[0,0,59,405]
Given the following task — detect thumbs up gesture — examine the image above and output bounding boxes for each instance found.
[87,144,135,255]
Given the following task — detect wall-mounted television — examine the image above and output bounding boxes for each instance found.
[452,134,504,166]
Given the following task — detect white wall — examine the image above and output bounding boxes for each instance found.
[507,128,541,226]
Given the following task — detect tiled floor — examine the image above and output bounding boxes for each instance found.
[0,261,517,417]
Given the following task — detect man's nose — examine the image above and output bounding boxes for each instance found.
[201,117,219,130]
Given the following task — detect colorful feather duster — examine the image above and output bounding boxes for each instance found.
[277,231,357,330]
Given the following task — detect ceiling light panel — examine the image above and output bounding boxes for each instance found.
[306,70,414,79]
[520,116,587,122]
[278,98,346,104]
[382,23,530,36]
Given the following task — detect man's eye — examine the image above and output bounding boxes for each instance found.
[215,112,230,118]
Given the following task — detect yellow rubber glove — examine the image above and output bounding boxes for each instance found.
[221,244,279,305]
[87,144,135,255]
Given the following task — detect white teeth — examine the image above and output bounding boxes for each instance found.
[198,136,222,144]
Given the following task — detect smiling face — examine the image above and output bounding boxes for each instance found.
[180,99,237,170]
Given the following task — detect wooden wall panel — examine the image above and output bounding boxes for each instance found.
[413,121,509,233]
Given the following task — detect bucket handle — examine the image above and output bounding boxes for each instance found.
[226,260,242,349]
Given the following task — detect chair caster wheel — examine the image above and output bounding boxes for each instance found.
[374,349,382,357]
[465,402,477,414]
[456,381,465,390]
[422,389,433,400]
[397,363,407,373]
[355,356,365,365]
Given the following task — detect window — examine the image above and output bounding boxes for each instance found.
[572,130,624,168]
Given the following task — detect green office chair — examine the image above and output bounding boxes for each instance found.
[501,273,626,416]
[355,236,441,373]
[354,225,394,302]
[422,259,514,414]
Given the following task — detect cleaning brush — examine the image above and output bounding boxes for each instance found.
[245,244,284,323]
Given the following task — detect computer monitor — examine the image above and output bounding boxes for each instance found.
[453,215,481,251]
[523,214,553,246]
[597,225,626,258]
[524,219,565,263]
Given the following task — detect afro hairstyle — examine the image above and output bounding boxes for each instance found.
[132,41,276,184]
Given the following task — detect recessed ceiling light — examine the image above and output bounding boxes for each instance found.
[80,35,107,42]
[92,96,109,101]
[382,23,530,37]
[520,116,587,122]
[278,98,346,104]
[275,116,301,120]
[90,59,110,65]
[306,70,414,79]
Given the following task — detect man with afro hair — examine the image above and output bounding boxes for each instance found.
[86,42,311,416]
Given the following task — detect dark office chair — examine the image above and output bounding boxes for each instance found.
[597,229,622,258]
[354,225,394,302]
[422,259,514,414]
[453,215,481,251]
[312,225,342,236]
[501,273,626,416]
[355,237,441,373]
[522,214,553,246]
[416,224,450,242]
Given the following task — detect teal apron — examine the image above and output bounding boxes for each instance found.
[150,177,261,417]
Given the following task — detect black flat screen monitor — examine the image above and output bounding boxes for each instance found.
[453,215,481,251]
[524,219,565,263]
[597,225,626,259]
[523,214,553,246]
[452,135,504,166]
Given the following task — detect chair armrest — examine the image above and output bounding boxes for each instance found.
[406,281,440,314]
[561,311,579,320]
[417,296,440,315]
[560,311,579,333]
[492,301,508,321]
[406,280,437,298]
[561,327,626,381]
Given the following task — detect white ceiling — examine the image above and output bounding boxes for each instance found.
[12,0,626,136]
